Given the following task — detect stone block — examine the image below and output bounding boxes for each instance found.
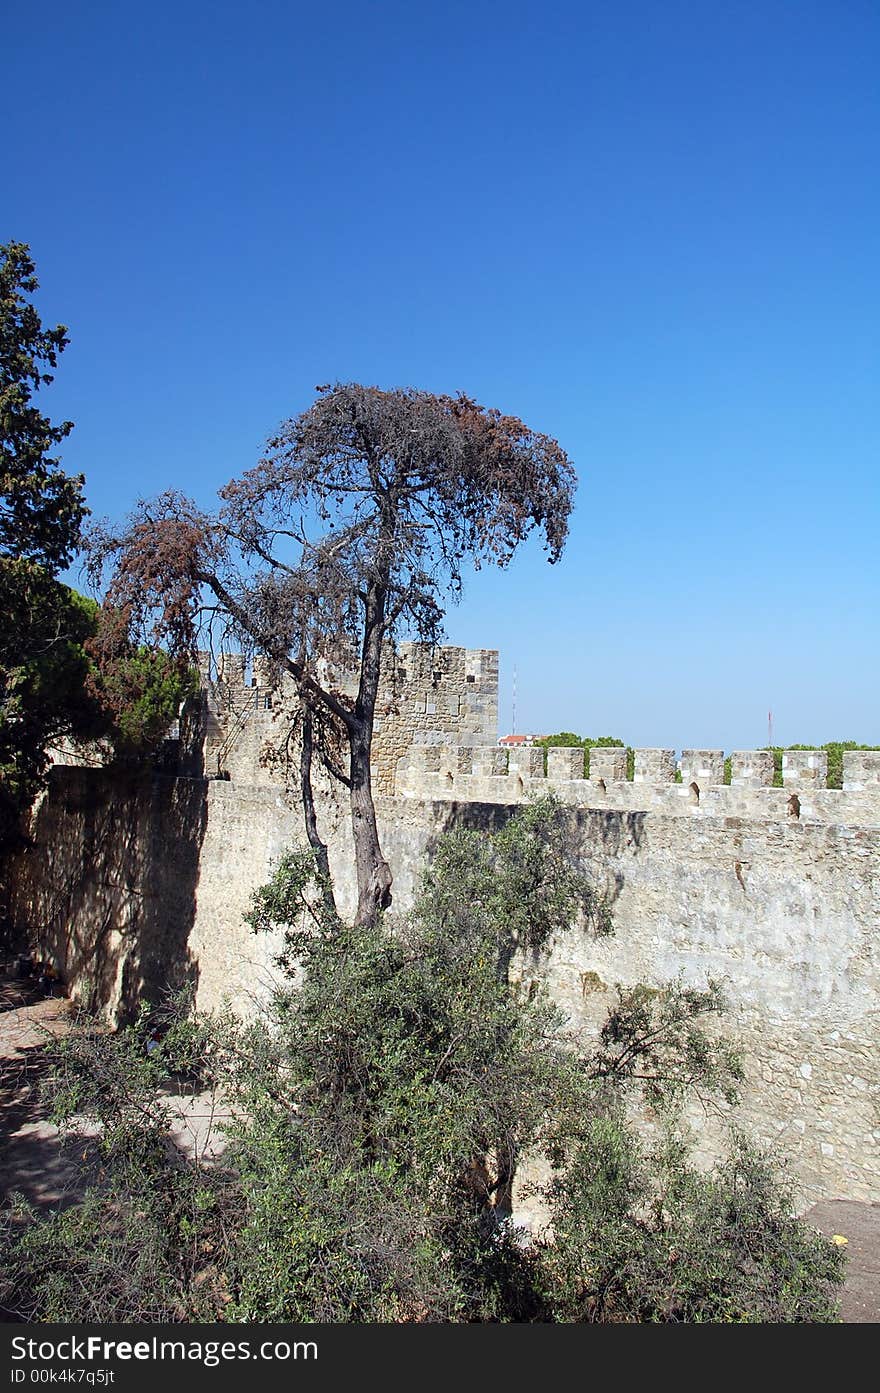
[408,746,441,773]
[547,747,584,780]
[473,747,508,777]
[782,750,828,787]
[439,747,472,777]
[589,746,628,782]
[730,750,774,787]
[508,747,545,778]
[633,749,675,783]
[843,751,880,791]
[679,750,725,787]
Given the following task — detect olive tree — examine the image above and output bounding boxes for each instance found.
[89,384,576,925]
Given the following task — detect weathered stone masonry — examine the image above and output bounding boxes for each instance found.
[4,645,879,1207]
[201,643,498,794]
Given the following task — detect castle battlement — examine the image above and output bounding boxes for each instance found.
[396,745,880,826]
[194,645,880,827]
[197,643,499,792]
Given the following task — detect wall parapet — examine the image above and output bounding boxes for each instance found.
[588,747,627,782]
[843,751,880,790]
[730,750,774,786]
[634,749,675,784]
[9,765,878,1205]
[396,745,880,826]
[680,750,725,787]
[193,646,880,816]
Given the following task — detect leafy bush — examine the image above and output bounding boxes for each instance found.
[543,1122,843,1323]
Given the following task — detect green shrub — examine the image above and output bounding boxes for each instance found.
[0,800,844,1324]
[543,1123,843,1323]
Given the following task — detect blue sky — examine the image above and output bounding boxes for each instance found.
[5,0,878,750]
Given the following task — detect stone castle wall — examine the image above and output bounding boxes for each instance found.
[369,643,498,793]
[4,642,879,1209]
[5,768,878,1208]
[197,644,880,827]
[397,744,880,826]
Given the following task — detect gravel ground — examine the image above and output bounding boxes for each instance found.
[0,971,228,1211]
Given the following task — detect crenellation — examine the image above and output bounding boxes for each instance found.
[455,746,474,776]
[731,750,774,787]
[473,747,508,777]
[438,746,473,779]
[508,746,545,779]
[395,743,880,826]
[589,747,627,782]
[409,746,441,774]
[843,751,880,791]
[679,749,725,787]
[196,644,880,825]
[783,749,828,787]
[547,747,584,781]
[634,749,676,784]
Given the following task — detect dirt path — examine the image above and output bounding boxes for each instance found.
[0,971,228,1210]
[2,971,878,1321]
[805,1199,880,1323]
[0,973,83,1208]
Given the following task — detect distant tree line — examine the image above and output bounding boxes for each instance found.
[539,732,878,789]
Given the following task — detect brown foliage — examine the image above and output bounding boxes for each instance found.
[87,384,576,922]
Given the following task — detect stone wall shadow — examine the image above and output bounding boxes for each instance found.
[4,768,209,1025]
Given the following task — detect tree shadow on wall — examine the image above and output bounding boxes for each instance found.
[9,768,209,1026]
[420,799,646,934]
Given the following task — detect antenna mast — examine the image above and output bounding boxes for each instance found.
[512,665,518,736]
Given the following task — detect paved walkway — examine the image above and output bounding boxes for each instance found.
[0,972,228,1211]
[2,972,878,1321]
[806,1198,880,1323]
[0,974,83,1208]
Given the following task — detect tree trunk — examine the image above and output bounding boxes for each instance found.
[348,559,394,928]
[349,718,392,926]
[299,708,338,921]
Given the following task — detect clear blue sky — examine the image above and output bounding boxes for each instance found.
[5,0,878,750]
